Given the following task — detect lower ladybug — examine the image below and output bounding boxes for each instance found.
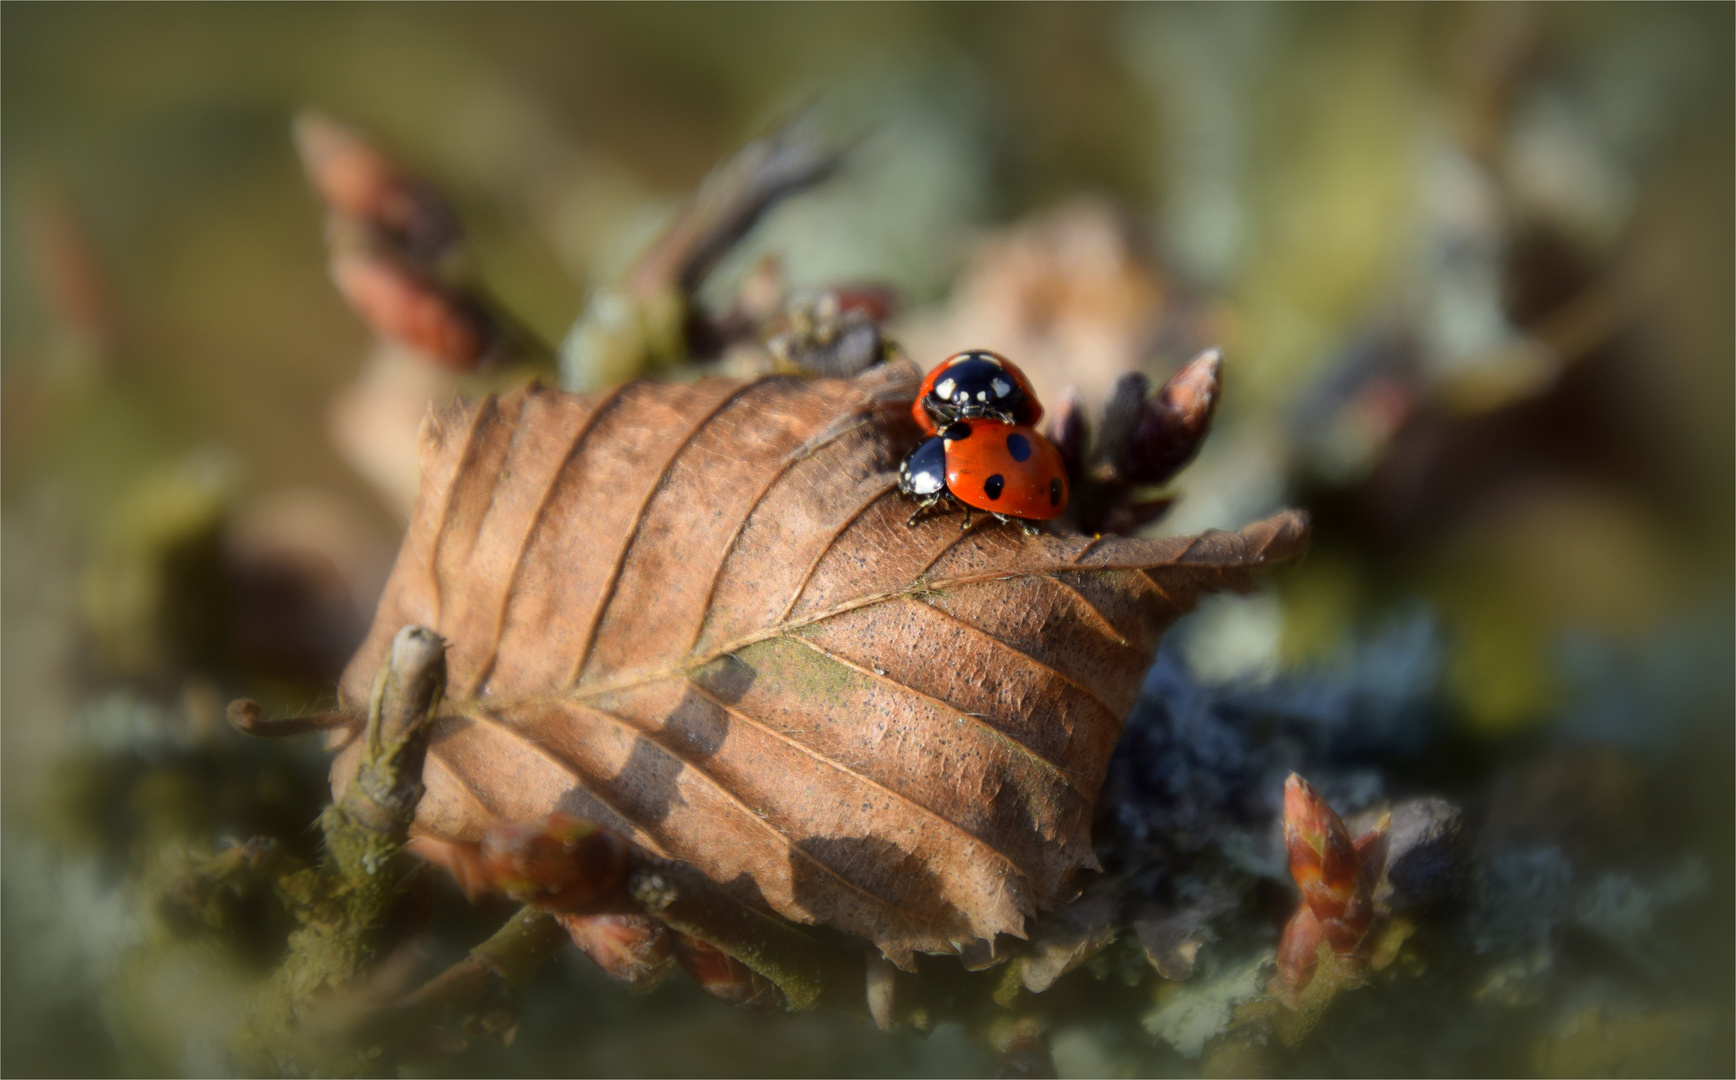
[913,349,1043,434]
[898,418,1069,532]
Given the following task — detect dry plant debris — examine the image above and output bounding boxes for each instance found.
[326,360,1308,969]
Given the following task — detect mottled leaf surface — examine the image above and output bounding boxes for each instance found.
[332,362,1308,966]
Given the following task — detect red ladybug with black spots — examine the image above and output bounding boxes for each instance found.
[913,349,1043,434]
[898,418,1069,531]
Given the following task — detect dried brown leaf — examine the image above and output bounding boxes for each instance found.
[331,361,1308,967]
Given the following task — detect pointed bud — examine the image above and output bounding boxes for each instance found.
[1126,348,1220,485]
[1092,372,1150,484]
[555,912,674,993]
[293,111,462,264]
[1353,812,1392,891]
[1272,902,1327,1001]
[1073,355,1220,535]
[476,814,630,913]
[1282,774,1374,953]
[671,934,781,1011]
[330,248,495,370]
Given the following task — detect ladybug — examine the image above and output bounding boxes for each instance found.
[898,418,1069,531]
[913,349,1043,434]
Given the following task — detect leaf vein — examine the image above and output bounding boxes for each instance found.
[1044,574,1129,646]
[773,481,900,623]
[915,598,1122,721]
[427,398,497,629]
[467,383,631,698]
[562,550,1246,703]
[688,410,875,656]
[458,706,674,856]
[477,694,952,928]
[567,381,762,686]
[782,632,1087,797]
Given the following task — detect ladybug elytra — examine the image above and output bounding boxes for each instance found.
[913,349,1043,434]
[898,418,1069,531]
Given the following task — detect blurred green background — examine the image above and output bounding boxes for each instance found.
[3,4,1731,1076]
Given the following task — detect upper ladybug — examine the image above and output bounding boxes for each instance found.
[913,349,1043,434]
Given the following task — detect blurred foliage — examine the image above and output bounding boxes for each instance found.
[3,3,1731,1076]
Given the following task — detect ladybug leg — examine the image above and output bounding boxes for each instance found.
[959,506,974,530]
[989,511,1040,536]
[992,513,1040,536]
[907,493,960,528]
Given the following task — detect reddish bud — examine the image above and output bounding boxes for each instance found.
[1125,348,1220,485]
[1353,812,1392,892]
[294,111,461,262]
[1094,372,1150,481]
[476,814,630,913]
[1282,774,1374,954]
[555,912,674,993]
[671,934,781,1012]
[1271,777,1393,1007]
[330,249,493,370]
[408,816,630,911]
[1272,902,1328,997]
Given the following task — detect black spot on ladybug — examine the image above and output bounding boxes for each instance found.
[943,422,972,440]
[1005,432,1032,462]
[1049,478,1063,506]
[983,474,1005,500]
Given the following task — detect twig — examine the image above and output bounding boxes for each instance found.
[560,113,844,390]
[239,625,448,1076]
[629,858,863,1012]
[628,113,843,298]
[227,698,359,737]
[366,905,568,1048]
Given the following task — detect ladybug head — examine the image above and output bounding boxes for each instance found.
[927,350,1025,420]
